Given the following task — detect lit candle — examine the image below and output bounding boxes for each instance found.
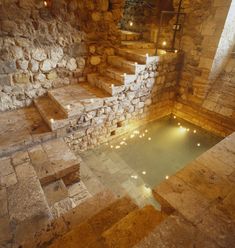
[162,41,167,46]
[43,0,48,7]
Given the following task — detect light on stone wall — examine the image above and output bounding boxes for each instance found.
[162,41,167,47]
[129,21,133,27]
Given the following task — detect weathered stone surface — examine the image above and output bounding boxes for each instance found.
[40,59,54,72]
[90,56,101,65]
[66,58,77,71]
[7,177,51,224]
[14,73,30,84]
[32,48,47,62]
[43,180,68,206]
[103,205,166,248]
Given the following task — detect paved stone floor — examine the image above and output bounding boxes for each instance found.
[80,149,160,209]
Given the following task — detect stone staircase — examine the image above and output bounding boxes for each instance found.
[45,196,167,248]
[34,30,158,133]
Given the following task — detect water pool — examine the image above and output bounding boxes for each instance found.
[82,116,222,207]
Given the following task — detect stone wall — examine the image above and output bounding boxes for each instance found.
[65,53,181,152]
[120,0,174,35]
[0,0,124,111]
[175,0,235,129]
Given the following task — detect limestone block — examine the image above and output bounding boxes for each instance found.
[17,59,29,71]
[0,92,13,111]
[29,59,39,72]
[76,57,86,69]
[34,73,46,82]
[14,73,30,84]
[0,61,16,74]
[66,58,77,71]
[89,45,96,54]
[0,75,12,86]
[47,71,58,80]
[40,59,55,72]
[7,177,51,224]
[32,48,47,62]
[12,46,24,59]
[90,56,101,65]
[91,12,102,22]
[50,47,63,64]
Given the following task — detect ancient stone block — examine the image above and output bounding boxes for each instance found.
[32,48,47,62]
[0,61,16,74]
[14,73,30,84]
[0,75,11,86]
[66,58,77,71]
[90,56,101,65]
[40,59,54,72]
[47,71,58,80]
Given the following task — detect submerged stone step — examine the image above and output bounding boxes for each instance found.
[120,30,141,41]
[48,83,110,118]
[28,139,81,186]
[87,73,125,95]
[34,96,68,131]
[102,205,166,248]
[48,196,138,248]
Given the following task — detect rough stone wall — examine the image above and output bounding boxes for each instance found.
[120,0,174,35]
[176,0,235,124]
[65,54,180,152]
[0,0,124,111]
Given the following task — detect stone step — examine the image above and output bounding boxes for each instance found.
[134,213,220,248]
[117,48,158,64]
[120,30,141,41]
[87,73,125,95]
[102,205,167,248]
[106,66,136,85]
[34,96,68,131]
[107,55,146,74]
[48,196,138,248]
[18,189,117,247]
[48,83,110,118]
[28,138,81,186]
[121,41,156,49]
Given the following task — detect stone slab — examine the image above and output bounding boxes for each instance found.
[43,179,68,206]
[7,177,51,224]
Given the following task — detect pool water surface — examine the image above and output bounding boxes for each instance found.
[81,116,222,207]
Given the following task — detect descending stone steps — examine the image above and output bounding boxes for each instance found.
[120,30,141,41]
[48,196,139,248]
[87,73,125,95]
[102,205,167,248]
[28,138,81,186]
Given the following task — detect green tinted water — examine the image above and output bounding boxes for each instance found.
[101,116,222,188]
